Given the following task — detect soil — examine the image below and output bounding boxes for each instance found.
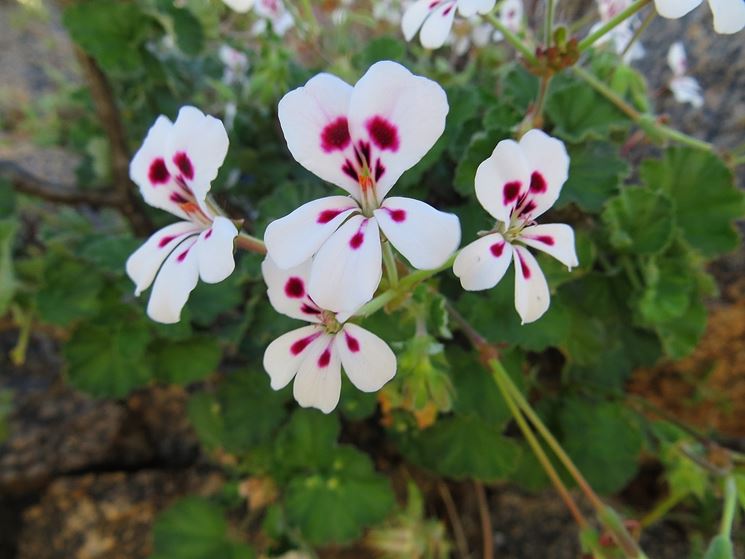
[1,1,744,559]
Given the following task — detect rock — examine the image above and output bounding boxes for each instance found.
[16,469,224,559]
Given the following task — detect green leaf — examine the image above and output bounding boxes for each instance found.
[284,447,395,545]
[64,311,153,397]
[169,7,204,56]
[79,234,141,275]
[499,63,539,112]
[558,142,629,212]
[405,416,521,482]
[151,336,221,384]
[602,187,675,255]
[353,36,405,67]
[640,148,745,257]
[559,399,642,494]
[546,80,631,142]
[453,130,503,197]
[638,252,696,325]
[0,389,12,443]
[63,0,151,73]
[152,497,254,559]
[702,535,734,559]
[275,410,340,474]
[0,179,16,218]
[448,347,510,427]
[0,218,18,315]
[654,297,707,359]
[187,371,287,454]
[36,252,104,326]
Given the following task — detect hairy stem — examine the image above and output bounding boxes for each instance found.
[382,241,399,288]
[482,12,538,66]
[573,66,715,152]
[720,477,737,538]
[544,0,555,47]
[578,0,651,52]
[474,482,495,559]
[235,232,267,254]
[437,481,470,559]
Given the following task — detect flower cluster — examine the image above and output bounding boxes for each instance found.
[667,42,703,108]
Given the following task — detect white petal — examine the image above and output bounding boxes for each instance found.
[348,61,449,201]
[196,216,238,284]
[336,323,397,392]
[261,256,323,322]
[654,0,702,18]
[223,0,254,12]
[453,233,514,291]
[419,2,457,48]
[667,41,687,76]
[670,76,704,108]
[129,115,190,220]
[512,246,550,324]
[167,106,229,202]
[474,138,531,225]
[146,236,201,324]
[708,0,745,33]
[374,196,461,270]
[519,224,578,270]
[293,335,342,414]
[518,129,570,220]
[457,0,497,17]
[263,325,323,390]
[402,0,436,40]
[308,215,383,313]
[264,196,360,269]
[277,73,361,199]
[126,221,201,296]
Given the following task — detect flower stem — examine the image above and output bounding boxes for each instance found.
[544,0,556,47]
[234,231,267,254]
[572,66,715,152]
[490,361,588,528]
[578,0,651,52]
[495,363,648,558]
[354,253,458,318]
[720,477,737,538]
[482,12,538,66]
[382,241,399,288]
[620,7,655,59]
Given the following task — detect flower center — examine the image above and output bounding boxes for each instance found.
[320,310,342,335]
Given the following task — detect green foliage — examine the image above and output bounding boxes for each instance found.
[602,187,675,255]
[0,218,17,315]
[151,336,221,384]
[558,142,629,212]
[558,398,643,494]
[151,497,254,559]
[640,148,744,257]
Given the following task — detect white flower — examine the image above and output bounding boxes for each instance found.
[223,0,254,12]
[654,0,745,34]
[492,0,523,41]
[126,107,237,324]
[453,130,578,324]
[265,61,461,313]
[448,16,494,55]
[667,42,704,108]
[218,44,249,86]
[262,256,396,414]
[252,0,294,36]
[588,0,645,62]
[402,0,496,49]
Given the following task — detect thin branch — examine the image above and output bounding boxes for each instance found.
[1,159,118,207]
[474,481,495,559]
[436,480,470,559]
[70,44,151,235]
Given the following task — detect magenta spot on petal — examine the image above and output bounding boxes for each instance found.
[490,242,505,257]
[345,332,360,353]
[386,208,406,223]
[301,304,321,315]
[442,4,453,16]
[503,181,521,205]
[317,348,331,368]
[321,116,351,153]
[177,246,191,262]
[349,232,364,249]
[170,192,189,204]
[519,200,537,217]
[341,159,358,181]
[534,235,554,246]
[366,116,400,152]
[158,235,176,248]
[173,152,194,181]
[205,229,213,239]
[358,140,371,164]
[529,171,547,193]
[284,277,305,298]
[317,208,347,224]
[148,158,170,185]
[290,333,319,356]
[374,158,386,181]
[518,252,531,279]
